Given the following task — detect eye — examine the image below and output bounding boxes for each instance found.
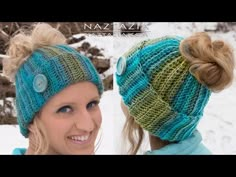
[57,105,73,113]
[87,100,99,110]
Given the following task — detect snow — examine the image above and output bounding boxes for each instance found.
[0,125,28,154]
[1,22,236,154]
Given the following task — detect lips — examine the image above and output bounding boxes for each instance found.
[67,133,92,144]
[69,135,89,141]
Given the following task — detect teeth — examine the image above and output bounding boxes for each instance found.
[70,135,89,141]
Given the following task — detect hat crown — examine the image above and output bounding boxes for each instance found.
[116,36,211,141]
[16,45,104,137]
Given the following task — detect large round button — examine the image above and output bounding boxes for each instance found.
[116,57,126,75]
[33,74,48,93]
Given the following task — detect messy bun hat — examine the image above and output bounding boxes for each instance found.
[116,33,234,141]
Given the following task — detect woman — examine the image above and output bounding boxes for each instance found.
[3,23,104,154]
[116,32,235,154]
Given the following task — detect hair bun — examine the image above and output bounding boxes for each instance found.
[3,23,66,82]
[180,32,235,92]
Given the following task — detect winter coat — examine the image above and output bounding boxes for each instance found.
[12,148,26,155]
[145,130,211,155]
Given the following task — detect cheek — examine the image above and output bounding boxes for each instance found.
[43,119,65,135]
[93,107,102,127]
[40,112,70,136]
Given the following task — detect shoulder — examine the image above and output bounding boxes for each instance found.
[190,143,211,155]
[145,130,211,155]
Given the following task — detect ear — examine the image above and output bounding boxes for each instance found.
[28,115,39,133]
[28,122,36,133]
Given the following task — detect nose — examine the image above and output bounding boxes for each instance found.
[74,109,95,132]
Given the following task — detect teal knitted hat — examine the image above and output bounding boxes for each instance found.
[116,36,211,142]
[15,44,104,137]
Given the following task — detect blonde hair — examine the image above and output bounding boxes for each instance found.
[3,23,66,82]
[123,32,235,154]
[120,102,144,154]
[28,116,49,154]
[123,115,144,154]
[180,32,235,92]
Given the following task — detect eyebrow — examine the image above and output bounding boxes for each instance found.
[54,96,100,107]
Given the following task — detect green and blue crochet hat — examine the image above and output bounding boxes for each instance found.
[15,44,104,137]
[116,36,211,142]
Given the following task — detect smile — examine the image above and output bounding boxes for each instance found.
[67,134,91,144]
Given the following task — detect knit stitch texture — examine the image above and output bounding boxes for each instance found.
[15,44,103,137]
[116,36,211,142]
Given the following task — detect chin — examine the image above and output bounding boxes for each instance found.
[72,146,95,155]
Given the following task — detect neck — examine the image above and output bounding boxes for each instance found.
[149,134,170,150]
[25,146,35,155]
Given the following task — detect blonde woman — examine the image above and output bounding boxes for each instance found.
[116,32,235,154]
[3,23,104,155]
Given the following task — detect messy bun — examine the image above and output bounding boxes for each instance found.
[180,32,235,92]
[3,23,67,82]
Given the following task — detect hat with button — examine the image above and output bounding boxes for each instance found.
[15,44,104,137]
[116,36,211,142]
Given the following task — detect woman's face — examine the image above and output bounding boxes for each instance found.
[38,81,102,154]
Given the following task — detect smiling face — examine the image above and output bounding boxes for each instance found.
[36,81,102,154]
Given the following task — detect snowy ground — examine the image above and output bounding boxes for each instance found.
[1,22,236,154]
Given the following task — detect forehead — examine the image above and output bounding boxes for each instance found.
[46,81,99,105]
